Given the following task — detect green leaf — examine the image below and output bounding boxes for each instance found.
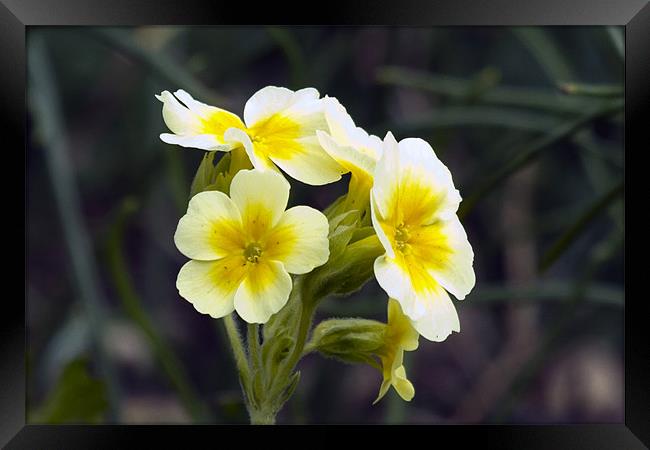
[539,182,623,272]
[31,357,108,424]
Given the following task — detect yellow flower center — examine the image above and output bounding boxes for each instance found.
[244,242,263,263]
[394,224,411,254]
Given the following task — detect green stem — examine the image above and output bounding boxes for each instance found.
[105,198,212,422]
[249,408,277,425]
[223,315,251,384]
[247,323,263,384]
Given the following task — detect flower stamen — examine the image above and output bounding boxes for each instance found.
[244,242,263,263]
[394,224,411,253]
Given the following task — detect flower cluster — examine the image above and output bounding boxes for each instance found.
[158,86,475,412]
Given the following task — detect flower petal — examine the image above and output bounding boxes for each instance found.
[156,90,202,135]
[242,87,344,186]
[264,205,330,274]
[410,217,475,300]
[372,132,461,227]
[157,90,245,149]
[229,169,290,239]
[392,366,415,401]
[160,133,231,151]
[370,192,396,259]
[224,127,276,171]
[176,257,247,318]
[243,86,320,127]
[387,298,420,351]
[374,255,425,320]
[234,260,292,323]
[409,282,461,342]
[268,139,344,186]
[316,130,377,178]
[174,191,244,260]
[320,97,383,176]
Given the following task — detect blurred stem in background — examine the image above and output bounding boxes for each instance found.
[266,27,306,89]
[28,33,121,420]
[490,229,623,421]
[376,66,598,114]
[558,82,624,98]
[606,26,624,60]
[512,27,575,83]
[104,198,213,422]
[539,182,624,272]
[88,28,228,108]
[458,99,623,219]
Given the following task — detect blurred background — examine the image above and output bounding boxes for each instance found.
[26,26,624,424]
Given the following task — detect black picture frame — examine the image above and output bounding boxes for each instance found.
[4,0,646,447]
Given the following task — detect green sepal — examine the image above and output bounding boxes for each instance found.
[328,209,361,260]
[309,318,386,369]
[189,147,252,198]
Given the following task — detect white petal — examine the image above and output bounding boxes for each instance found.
[229,169,290,231]
[426,217,475,300]
[160,133,230,151]
[322,96,357,143]
[157,89,245,151]
[223,127,275,171]
[174,191,243,260]
[264,206,330,274]
[244,86,320,127]
[409,284,460,342]
[370,192,396,259]
[156,90,202,135]
[323,96,383,163]
[234,260,292,323]
[269,138,343,186]
[374,255,425,320]
[176,258,246,318]
[316,130,377,178]
[174,89,221,117]
[372,132,461,225]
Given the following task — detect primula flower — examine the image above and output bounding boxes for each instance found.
[316,97,383,210]
[174,169,330,323]
[375,298,420,404]
[371,132,475,342]
[157,86,344,186]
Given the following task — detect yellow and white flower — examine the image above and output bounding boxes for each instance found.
[316,97,383,209]
[375,298,419,404]
[157,86,345,186]
[174,169,330,323]
[371,132,475,342]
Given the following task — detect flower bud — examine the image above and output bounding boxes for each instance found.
[309,318,386,367]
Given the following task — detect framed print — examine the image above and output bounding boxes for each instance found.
[3,0,647,447]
